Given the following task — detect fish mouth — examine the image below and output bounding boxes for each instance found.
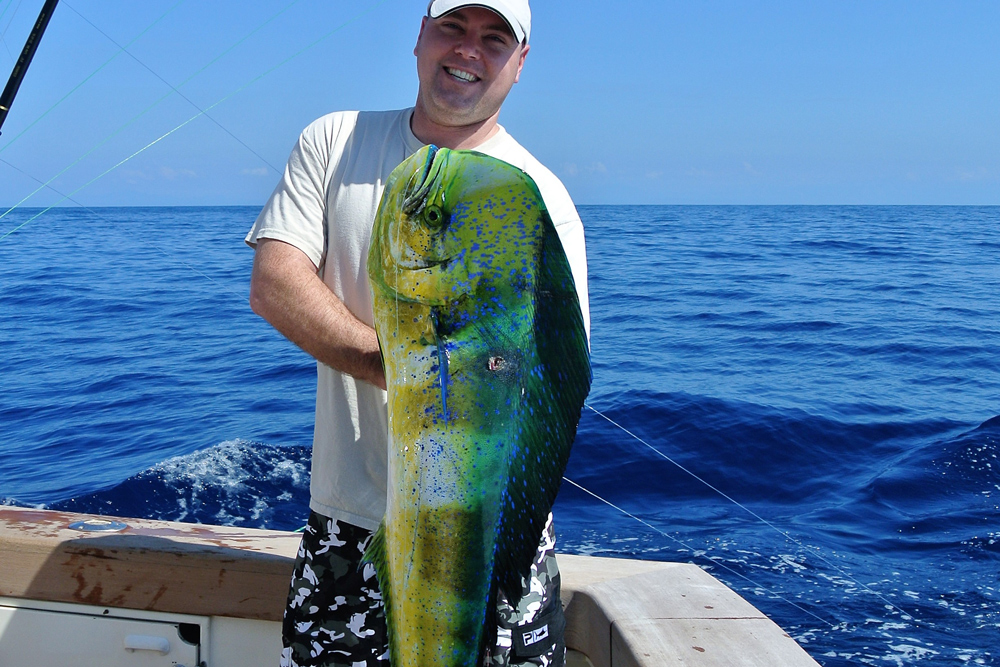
[402,145,442,218]
[390,146,457,273]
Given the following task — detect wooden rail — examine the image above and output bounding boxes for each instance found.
[0,507,819,666]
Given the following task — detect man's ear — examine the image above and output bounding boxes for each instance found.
[513,43,530,84]
[414,16,429,56]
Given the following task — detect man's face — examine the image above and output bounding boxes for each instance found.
[414,7,529,128]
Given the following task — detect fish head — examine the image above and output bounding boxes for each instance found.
[370,144,547,306]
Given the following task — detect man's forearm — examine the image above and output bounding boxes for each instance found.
[249,238,385,390]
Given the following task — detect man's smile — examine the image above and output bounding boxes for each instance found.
[445,67,480,83]
[411,5,530,140]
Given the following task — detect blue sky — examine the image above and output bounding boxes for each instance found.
[0,0,998,207]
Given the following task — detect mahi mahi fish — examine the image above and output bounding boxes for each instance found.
[364,145,591,666]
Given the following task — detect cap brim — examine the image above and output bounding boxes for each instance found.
[428,1,526,43]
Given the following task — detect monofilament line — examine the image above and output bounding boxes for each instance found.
[0,155,247,300]
[61,0,281,174]
[0,0,188,155]
[0,0,388,241]
[561,476,834,628]
[0,0,390,240]
[1,0,301,227]
[583,402,922,625]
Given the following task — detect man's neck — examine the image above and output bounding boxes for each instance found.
[410,105,502,150]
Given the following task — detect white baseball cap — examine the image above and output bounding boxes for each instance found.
[427,0,531,43]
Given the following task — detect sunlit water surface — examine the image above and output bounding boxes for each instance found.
[2,205,998,665]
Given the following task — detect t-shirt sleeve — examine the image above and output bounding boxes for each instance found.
[245,116,341,268]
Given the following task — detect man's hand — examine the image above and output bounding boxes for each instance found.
[249,238,386,390]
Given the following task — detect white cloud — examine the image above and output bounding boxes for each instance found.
[685,167,714,178]
[160,166,197,180]
[951,167,997,182]
[562,162,607,178]
[121,169,153,184]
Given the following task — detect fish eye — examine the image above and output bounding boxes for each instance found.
[423,205,445,228]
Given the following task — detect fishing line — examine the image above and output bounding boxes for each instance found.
[0,0,188,155]
[0,154,247,300]
[0,0,300,227]
[0,37,11,68]
[0,0,24,40]
[0,0,15,25]
[0,0,390,237]
[561,476,835,629]
[0,0,191,228]
[0,0,23,64]
[59,0,280,175]
[0,0,16,30]
[581,402,922,625]
[0,116,195,241]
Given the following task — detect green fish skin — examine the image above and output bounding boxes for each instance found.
[365,145,591,667]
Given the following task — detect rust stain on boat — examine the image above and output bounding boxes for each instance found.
[1,508,297,558]
[70,565,107,606]
[1,507,297,622]
[147,585,169,609]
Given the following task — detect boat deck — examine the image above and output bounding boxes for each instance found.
[0,508,819,666]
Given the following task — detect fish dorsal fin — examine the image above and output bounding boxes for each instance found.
[492,208,592,603]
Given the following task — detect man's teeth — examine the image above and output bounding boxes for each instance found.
[446,68,478,82]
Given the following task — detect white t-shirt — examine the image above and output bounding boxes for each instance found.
[246,108,589,529]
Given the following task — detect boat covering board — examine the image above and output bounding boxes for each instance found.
[559,555,821,666]
[0,507,299,621]
[0,508,820,666]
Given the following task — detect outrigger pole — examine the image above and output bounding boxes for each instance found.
[0,0,61,135]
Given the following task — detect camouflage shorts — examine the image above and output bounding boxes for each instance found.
[280,513,387,667]
[280,511,566,667]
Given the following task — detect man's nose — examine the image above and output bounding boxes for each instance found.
[453,33,481,60]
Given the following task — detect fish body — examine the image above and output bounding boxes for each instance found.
[366,145,590,666]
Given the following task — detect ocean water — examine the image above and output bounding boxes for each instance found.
[1,205,998,665]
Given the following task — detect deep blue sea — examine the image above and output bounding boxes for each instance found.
[1,205,998,665]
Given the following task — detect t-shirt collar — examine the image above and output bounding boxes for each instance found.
[403,107,507,154]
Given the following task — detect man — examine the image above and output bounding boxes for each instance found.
[247,2,589,665]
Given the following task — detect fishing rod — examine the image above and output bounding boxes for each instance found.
[0,0,60,136]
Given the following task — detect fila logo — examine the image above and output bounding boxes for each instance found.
[522,625,550,646]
